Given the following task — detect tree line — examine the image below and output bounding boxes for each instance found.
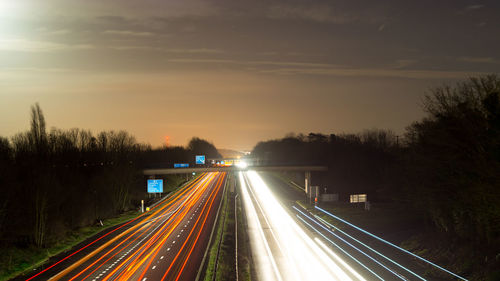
[0,104,220,249]
[252,75,500,246]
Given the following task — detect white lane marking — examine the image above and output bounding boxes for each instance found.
[89,177,216,281]
[142,278,147,281]
[177,234,180,237]
[152,266,156,270]
[89,195,185,280]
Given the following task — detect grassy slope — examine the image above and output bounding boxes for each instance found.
[0,211,139,281]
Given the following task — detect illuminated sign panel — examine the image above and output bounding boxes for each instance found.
[174,163,189,168]
[195,155,206,165]
[147,179,163,193]
[349,194,367,203]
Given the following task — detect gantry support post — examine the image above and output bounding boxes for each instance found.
[305,171,311,201]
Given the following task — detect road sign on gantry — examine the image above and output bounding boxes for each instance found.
[147,179,163,193]
[195,155,205,165]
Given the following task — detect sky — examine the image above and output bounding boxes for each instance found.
[1,0,499,150]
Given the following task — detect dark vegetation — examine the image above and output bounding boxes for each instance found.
[0,104,220,279]
[252,75,500,278]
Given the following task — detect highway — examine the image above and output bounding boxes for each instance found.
[25,172,226,281]
[239,171,468,281]
[239,171,364,281]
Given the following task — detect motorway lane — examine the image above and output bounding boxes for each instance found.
[239,171,363,281]
[116,172,225,281]
[24,172,225,281]
[130,172,225,281]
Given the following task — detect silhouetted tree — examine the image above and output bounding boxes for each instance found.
[404,75,500,243]
[0,104,226,251]
[188,137,221,159]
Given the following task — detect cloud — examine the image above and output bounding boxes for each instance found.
[103,30,154,37]
[108,46,221,54]
[168,58,336,68]
[459,4,486,14]
[259,67,487,79]
[393,59,418,68]
[46,29,71,35]
[164,48,221,54]
[0,67,82,74]
[458,56,499,64]
[0,39,94,52]
[266,5,358,24]
[168,57,485,79]
[465,4,485,10]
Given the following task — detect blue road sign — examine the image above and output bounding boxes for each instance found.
[195,155,205,165]
[174,163,189,168]
[147,179,163,193]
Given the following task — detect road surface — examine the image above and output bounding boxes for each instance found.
[239,171,364,281]
[239,171,467,281]
[24,172,226,281]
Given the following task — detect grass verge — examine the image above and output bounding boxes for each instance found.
[269,172,305,193]
[203,178,230,281]
[235,191,252,281]
[0,210,139,281]
[202,173,251,281]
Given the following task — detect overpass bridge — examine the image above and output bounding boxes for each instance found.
[143,165,327,194]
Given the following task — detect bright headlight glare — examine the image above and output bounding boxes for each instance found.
[236,161,247,168]
[240,171,363,281]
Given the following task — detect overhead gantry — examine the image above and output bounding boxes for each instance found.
[143,165,327,195]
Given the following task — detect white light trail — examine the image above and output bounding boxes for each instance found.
[314,215,426,281]
[239,172,283,281]
[240,171,365,281]
[295,207,407,280]
[316,206,468,281]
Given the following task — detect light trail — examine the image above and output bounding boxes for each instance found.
[316,206,469,281]
[134,173,224,281]
[70,210,172,281]
[44,174,207,281]
[102,173,218,280]
[314,239,368,281]
[314,214,426,281]
[81,174,213,280]
[294,207,408,280]
[240,171,365,281]
[239,172,283,281]
[294,214,385,281]
[166,173,225,281]
[68,175,210,281]
[43,172,220,281]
